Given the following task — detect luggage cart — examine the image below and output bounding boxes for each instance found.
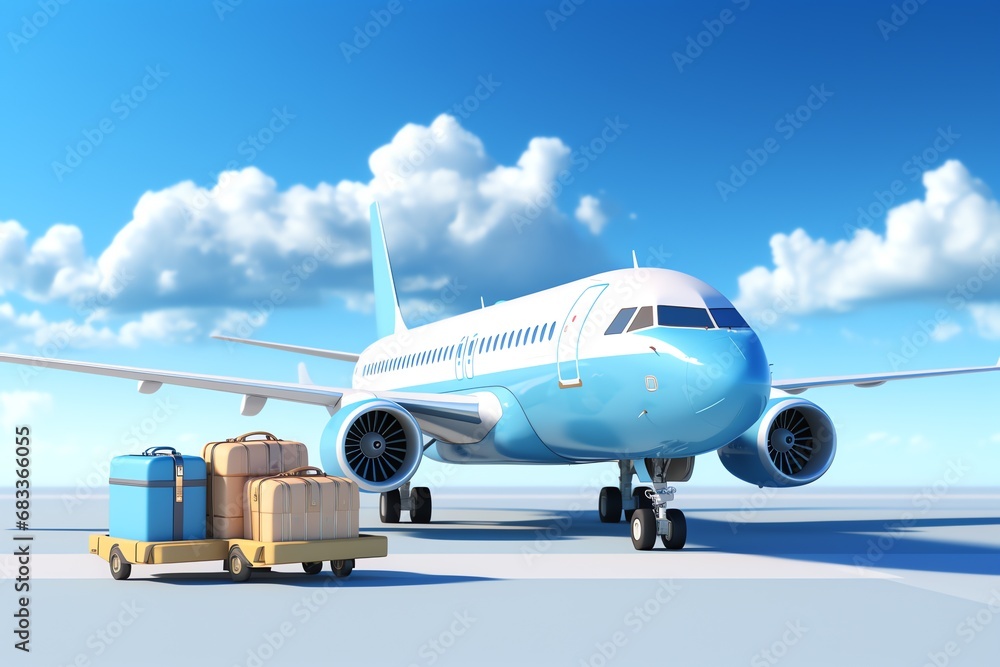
[88,533,388,582]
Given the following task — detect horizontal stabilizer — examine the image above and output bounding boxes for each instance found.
[212,335,360,362]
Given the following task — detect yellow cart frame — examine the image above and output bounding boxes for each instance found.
[88,533,388,582]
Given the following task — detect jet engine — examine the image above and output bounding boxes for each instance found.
[320,398,424,493]
[717,397,836,487]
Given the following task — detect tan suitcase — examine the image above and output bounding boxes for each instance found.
[246,467,359,542]
[202,432,309,539]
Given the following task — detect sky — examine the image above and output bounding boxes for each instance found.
[1,0,998,490]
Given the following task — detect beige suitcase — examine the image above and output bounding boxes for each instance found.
[202,431,309,539]
[246,467,359,542]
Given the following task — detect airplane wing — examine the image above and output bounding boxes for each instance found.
[211,335,361,362]
[0,352,497,444]
[773,358,1000,394]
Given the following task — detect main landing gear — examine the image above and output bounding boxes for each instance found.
[379,482,433,524]
[599,460,687,551]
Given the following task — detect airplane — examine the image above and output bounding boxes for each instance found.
[2,202,999,550]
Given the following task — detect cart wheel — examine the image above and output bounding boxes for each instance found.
[302,561,323,576]
[331,559,354,578]
[229,546,252,583]
[109,546,131,581]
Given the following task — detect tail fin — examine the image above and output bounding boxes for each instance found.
[370,202,407,338]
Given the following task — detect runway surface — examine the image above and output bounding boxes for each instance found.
[3,487,999,666]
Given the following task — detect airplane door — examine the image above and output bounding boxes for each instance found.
[556,283,608,388]
[464,333,479,379]
[453,336,466,380]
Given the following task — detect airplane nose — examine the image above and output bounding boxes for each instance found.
[685,331,770,429]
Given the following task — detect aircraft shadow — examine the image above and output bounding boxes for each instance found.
[687,514,1000,575]
[382,511,1000,575]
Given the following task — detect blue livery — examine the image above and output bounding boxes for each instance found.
[109,446,207,542]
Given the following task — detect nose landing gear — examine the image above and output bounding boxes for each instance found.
[629,486,687,551]
[598,460,689,550]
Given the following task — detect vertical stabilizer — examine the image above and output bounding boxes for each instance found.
[370,202,407,338]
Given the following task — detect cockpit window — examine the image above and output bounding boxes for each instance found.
[627,306,655,332]
[605,307,637,335]
[657,305,714,328]
[710,308,750,328]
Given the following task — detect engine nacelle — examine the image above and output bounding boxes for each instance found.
[717,397,836,487]
[320,398,424,493]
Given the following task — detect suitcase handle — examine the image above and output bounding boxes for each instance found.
[230,431,278,442]
[143,446,179,456]
[276,466,326,477]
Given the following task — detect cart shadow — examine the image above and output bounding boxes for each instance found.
[146,570,495,587]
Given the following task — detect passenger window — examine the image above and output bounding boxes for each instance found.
[657,305,714,328]
[549,321,557,340]
[478,339,485,354]
[627,306,655,332]
[500,332,508,349]
[515,330,522,346]
[540,323,548,340]
[605,307,637,335]
[531,325,539,343]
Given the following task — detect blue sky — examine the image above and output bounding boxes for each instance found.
[1,0,998,489]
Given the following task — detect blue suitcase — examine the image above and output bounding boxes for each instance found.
[109,446,207,542]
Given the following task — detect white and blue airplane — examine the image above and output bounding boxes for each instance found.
[2,202,998,550]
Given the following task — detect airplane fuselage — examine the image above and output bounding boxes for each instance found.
[352,268,772,464]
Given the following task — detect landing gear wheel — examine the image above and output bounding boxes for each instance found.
[625,487,652,522]
[302,561,323,575]
[331,559,355,578]
[631,509,657,550]
[410,486,432,523]
[380,489,401,524]
[598,487,622,523]
[660,509,687,550]
[109,546,131,581]
[229,546,252,583]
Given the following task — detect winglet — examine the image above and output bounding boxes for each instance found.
[370,202,407,339]
[632,250,639,269]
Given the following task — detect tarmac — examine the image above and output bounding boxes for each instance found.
[3,486,999,666]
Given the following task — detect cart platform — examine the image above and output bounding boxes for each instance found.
[88,533,388,582]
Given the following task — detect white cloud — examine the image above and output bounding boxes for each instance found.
[865,431,901,446]
[735,161,1000,327]
[575,195,609,235]
[118,310,200,347]
[930,320,962,342]
[0,301,256,351]
[0,114,609,349]
[0,391,53,429]
[969,303,1000,339]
